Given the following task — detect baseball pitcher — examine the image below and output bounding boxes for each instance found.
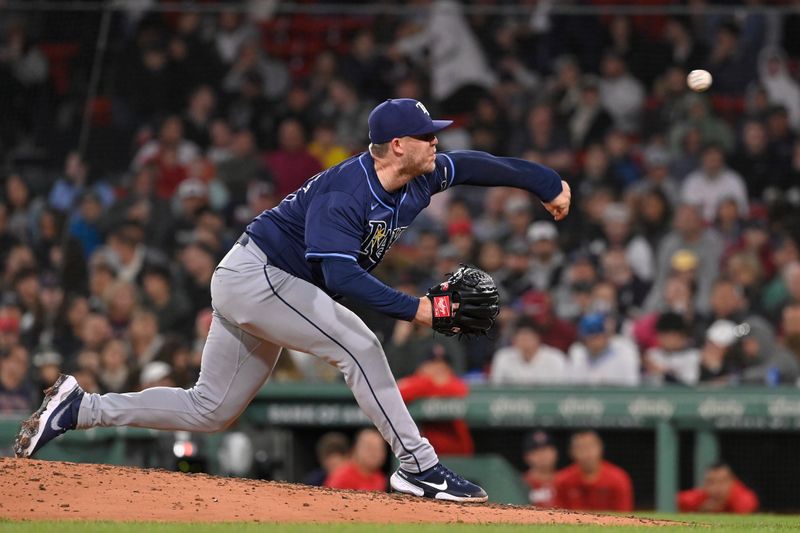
[15,98,571,502]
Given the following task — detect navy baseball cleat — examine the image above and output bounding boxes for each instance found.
[13,374,84,458]
[390,463,488,502]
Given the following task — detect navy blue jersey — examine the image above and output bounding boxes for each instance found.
[246,150,562,320]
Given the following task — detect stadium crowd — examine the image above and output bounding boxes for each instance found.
[2,1,800,414]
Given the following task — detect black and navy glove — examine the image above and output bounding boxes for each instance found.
[426,265,500,337]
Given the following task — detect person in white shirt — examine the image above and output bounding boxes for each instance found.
[567,312,640,386]
[490,318,568,385]
[598,52,645,133]
[681,144,748,223]
[643,312,700,386]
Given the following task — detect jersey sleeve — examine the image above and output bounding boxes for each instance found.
[304,190,363,261]
[426,150,563,202]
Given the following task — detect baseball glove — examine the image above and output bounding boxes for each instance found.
[426,265,500,337]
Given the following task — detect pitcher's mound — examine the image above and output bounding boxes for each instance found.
[0,458,665,525]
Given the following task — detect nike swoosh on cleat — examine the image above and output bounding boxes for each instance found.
[419,480,448,491]
[48,389,77,432]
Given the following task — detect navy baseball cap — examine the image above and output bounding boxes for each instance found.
[368,99,453,144]
[523,430,555,452]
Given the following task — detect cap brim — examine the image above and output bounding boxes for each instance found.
[413,119,453,137]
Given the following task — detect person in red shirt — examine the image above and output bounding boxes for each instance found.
[521,430,558,508]
[264,118,323,198]
[324,428,387,491]
[677,463,759,514]
[396,350,474,456]
[554,430,634,511]
[518,290,577,353]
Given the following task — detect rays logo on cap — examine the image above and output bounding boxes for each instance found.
[415,101,430,116]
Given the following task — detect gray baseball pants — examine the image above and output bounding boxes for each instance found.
[77,237,438,473]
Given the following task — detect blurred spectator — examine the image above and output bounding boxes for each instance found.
[757,47,800,131]
[308,122,350,169]
[490,317,567,385]
[177,243,215,316]
[181,85,217,150]
[678,463,759,514]
[340,30,391,102]
[554,253,599,322]
[633,187,673,250]
[731,119,784,200]
[128,308,164,367]
[513,104,572,174]
[681,144,748,223]
[48,152,98,213]
[669,95,735,157]
[701,278,774,343]
[224,69,272,147]
[713,198,745,249]
[700,319,799,385]
[214,12,257,65]
[472,188,511,243]
[647,204,723,314]
[324,428,387,492]
[0,345,34,413]
[265,118,323,198]
[79,312,113,353]
[643,312,700,386]
[554,430,634,512]
[766,106,796,172]
[392,0,496,114]
[547,55,582,119]
[95,222,166,284]
[99,338,132,392]
[497,239,533,300]
[222,38,289,103]
[567,312,640,386]
[0,306,22,352]
[663,17,707,75]
[604,130,641,190]
[599,249,649,317]
[527,221,563,292]
[521,430,558,508]
[317,78,372,153]
[216,129,272,208]
[68,191,106,260]
[628,145,679,206]
[397,350,474,456]
[599,52,645,134]
[593,203,654,283]
[706,22,756,96]
[5,174,41,242]
[109,164,174,251]
[568,76,613,149]
[517,290,576,354]
[132,116,201,198]
[206,119,234,164]
[303,432,350,487]
[503,195,535,243]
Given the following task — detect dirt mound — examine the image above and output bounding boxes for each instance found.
[0,458,665,525]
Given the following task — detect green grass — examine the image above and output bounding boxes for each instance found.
[2,515,800,532]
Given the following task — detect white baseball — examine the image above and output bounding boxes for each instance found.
[687,69,713,92]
